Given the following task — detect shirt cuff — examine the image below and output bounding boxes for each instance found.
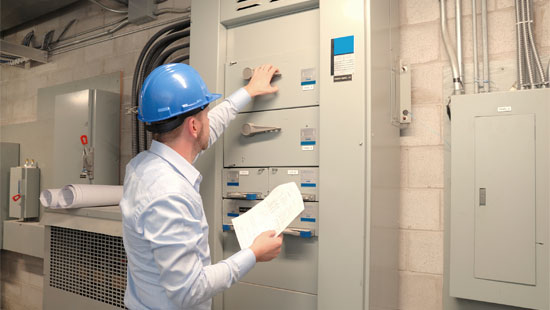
[227,87,252,112]
[229,248,256,280]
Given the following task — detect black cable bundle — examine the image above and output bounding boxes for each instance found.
[131,19,191,156]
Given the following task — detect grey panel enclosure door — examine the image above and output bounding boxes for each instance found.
[474,114,536,285]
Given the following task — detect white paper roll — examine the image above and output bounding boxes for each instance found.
[57,184,123,209]
[40,189,61,208]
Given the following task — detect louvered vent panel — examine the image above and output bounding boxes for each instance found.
[237,0,261,11]
[49,226,127,309]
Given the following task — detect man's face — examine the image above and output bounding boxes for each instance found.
[196,107,210,151]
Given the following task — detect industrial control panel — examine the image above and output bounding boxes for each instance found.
[450,89,550,310]
[219,8,321,309]
[191,0,401,309]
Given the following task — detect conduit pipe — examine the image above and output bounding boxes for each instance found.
[456,0,464,83]
[514,0,525,89]
[481,0,490,92]
[440,0,463,95]
[524,0,548,87]
[53,19,130,50]
[472,0,480,93]
[520,0,535,87]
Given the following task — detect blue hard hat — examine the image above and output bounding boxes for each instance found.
[138,63,222,123]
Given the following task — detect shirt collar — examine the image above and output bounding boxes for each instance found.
[149,140,202,188]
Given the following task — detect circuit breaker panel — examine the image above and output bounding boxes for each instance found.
[450,89,550,309]
[220,8,320,310]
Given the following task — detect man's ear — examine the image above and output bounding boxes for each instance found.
[187,116,200,138]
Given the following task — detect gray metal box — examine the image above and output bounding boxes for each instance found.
[222,200,319,235]
[0,142,19,249]
[222,168,269,199]
[450,89,550,309]
[225,49,319,113]
[53,89,120,187]
[223,201,319,296]
[223,107,319,167]
[9,166,40,219]
[269,167,318,201]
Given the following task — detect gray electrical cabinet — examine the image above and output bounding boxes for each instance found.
[0,142,19,248]
[191,0,401,309]
[53,89,120,187]
[450,89,550,309]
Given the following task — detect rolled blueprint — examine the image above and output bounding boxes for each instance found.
[57,184,123,209]
[40,188,61,208]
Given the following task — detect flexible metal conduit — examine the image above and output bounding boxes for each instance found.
[514,0,525,89]
[456,0,464,83]
[524,0,548,87]
[131,19,191,155]
[481,0,490,92]
[472,0,480,93]
[440,0,463,95]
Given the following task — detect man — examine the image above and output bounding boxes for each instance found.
[120,63,283,310]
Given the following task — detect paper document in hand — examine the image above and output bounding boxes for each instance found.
[231,182,305,250]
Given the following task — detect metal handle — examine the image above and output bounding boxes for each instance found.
[242,67,282,80]
[226,192,264,200]
[222,224,315,238]
[241,123,281,137]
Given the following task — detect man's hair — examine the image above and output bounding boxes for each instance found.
[148,105,208,143]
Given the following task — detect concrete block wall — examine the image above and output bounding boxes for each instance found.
[399,1,549,310]
[0,0,548,309]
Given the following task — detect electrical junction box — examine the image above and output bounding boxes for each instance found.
[9,164,40,220]
[450,88,550,309]
[0,142,19,248]
[53,89,120,188]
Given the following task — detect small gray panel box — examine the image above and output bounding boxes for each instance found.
[450,89,550,309]
[224,107,319,167]
[225,49,319,113]
[269,167,318,202]
[222,200,319,235]
[223,202,319,295]
[9,166,40,219]
[222,168,269,199]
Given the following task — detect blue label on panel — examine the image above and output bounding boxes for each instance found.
[300,231,313,238]
[227,182,239,187]
[301,183,317,187]
[333,35,354,55]
[222,225,231,231]
[300,141,316,146]
[300,80,316,86]
[227,213,239,217]
[246,193,257,200]
[300,217,316,222]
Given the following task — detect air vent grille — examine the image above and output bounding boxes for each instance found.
[237,0,261,11]
[49,226,127,309]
